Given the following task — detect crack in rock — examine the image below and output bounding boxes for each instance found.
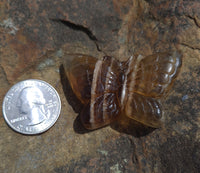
[180,42,200,51]
[185,15,200,28]
[51,19,101,51]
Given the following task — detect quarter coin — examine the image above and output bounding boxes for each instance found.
[2,79,61,135]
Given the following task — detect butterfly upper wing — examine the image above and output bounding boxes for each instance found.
[125,51,182,98]
[63,54,97,104]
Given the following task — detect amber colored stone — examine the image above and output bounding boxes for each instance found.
[132,52,182,98]
[63,54,97,104]
[124,93,162,128]
[80,56,122,130]
[63,52,182,129]
[121,51,182,128]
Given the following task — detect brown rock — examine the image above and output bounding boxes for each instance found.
[0,0,199,172]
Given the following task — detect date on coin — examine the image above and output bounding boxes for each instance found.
[2,79,61,135]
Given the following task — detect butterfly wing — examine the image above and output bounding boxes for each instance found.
[122,51,182,127]
[125,51,182,98]
[63,54,97,104]
[81,56,122,129]
[124,93,163,128]
[81,92,120,130]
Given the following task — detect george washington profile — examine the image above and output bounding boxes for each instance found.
[17,86,47,126]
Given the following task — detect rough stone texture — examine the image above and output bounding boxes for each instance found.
[0,0,200,173]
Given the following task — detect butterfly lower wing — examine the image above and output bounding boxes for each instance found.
[63,54,97,104]
[81,93,120,130]
[125,93,163,128]
[126,51,182,98]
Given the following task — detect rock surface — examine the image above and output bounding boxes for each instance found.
[0,0,199,172]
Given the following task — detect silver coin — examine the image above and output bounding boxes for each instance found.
[2,79,61,135]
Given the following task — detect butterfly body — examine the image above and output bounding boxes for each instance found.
[63,52,182,130]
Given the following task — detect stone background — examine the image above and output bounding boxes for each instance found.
[0,0,199,172]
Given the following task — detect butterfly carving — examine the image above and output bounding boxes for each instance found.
[63,52,182,130]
